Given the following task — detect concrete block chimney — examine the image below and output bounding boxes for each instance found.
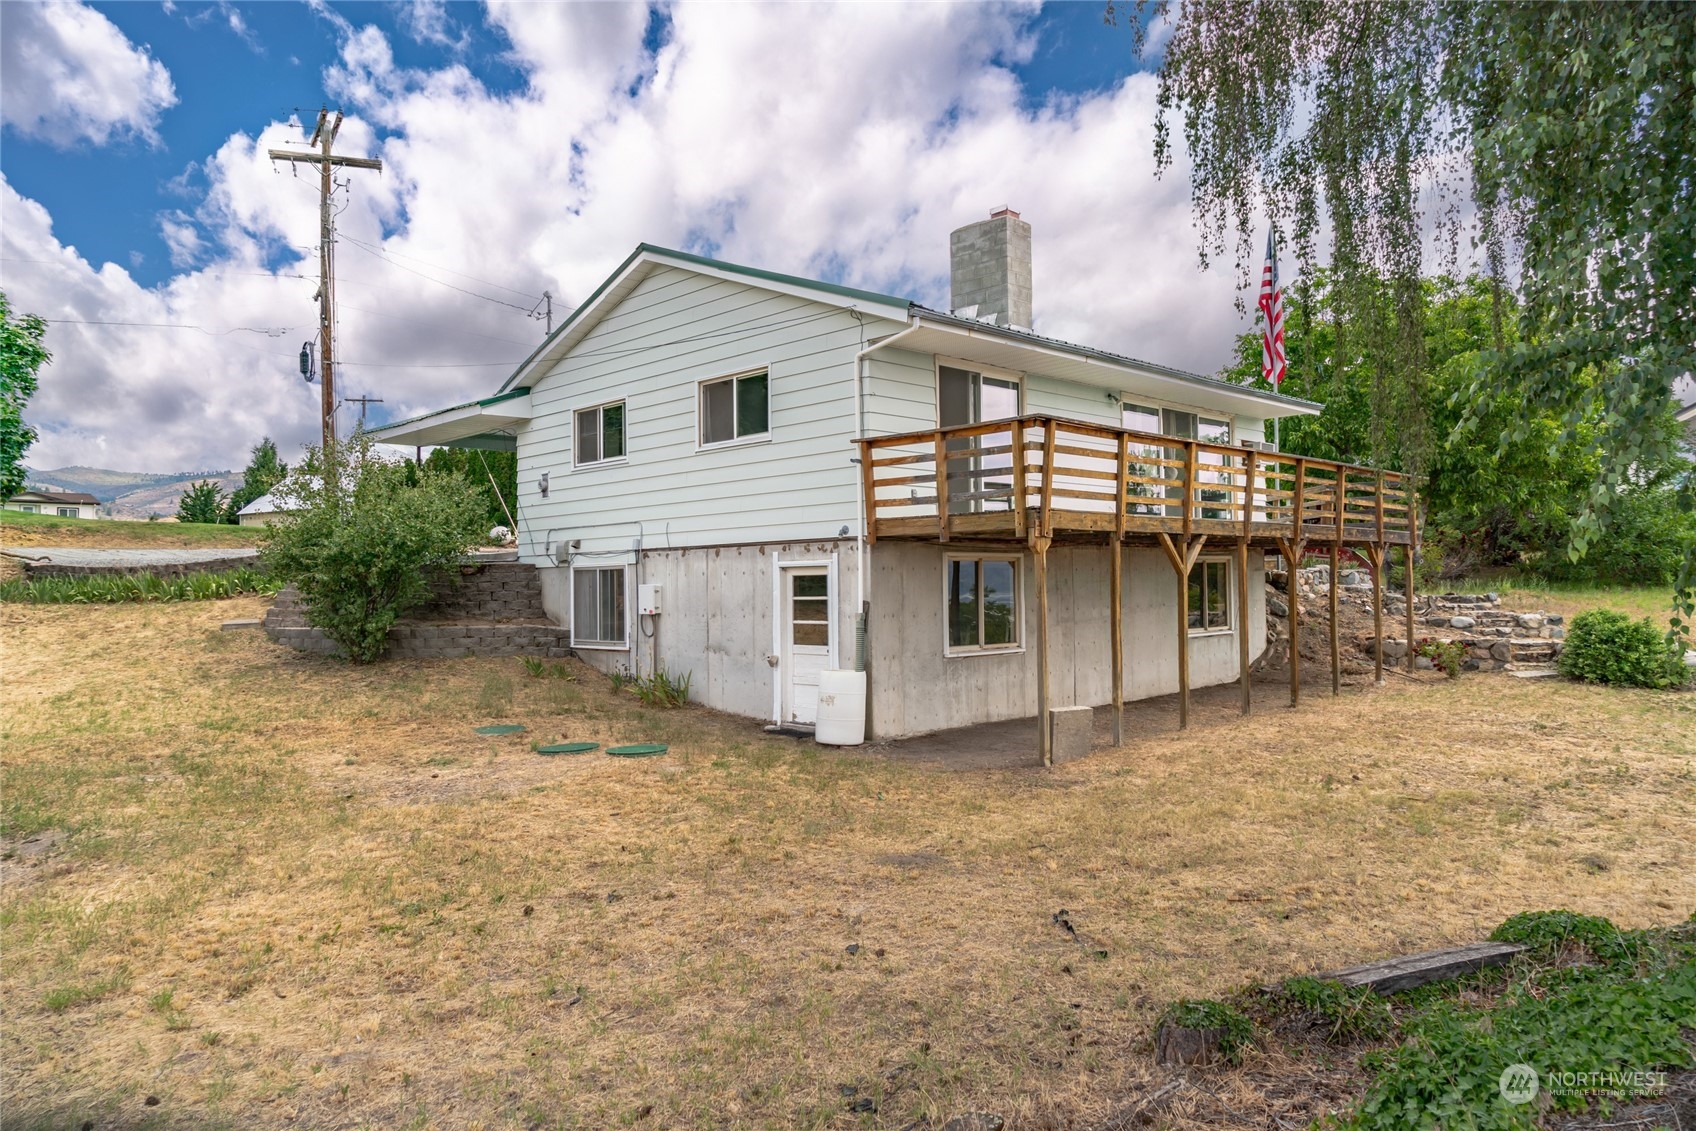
[949,208,1032,329]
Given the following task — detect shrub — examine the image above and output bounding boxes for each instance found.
[1489,909,1636,963]
[260,436,487,663]
[1534,487,1695,587]
[1414,637,1466,678]
[1557,609,1686,689]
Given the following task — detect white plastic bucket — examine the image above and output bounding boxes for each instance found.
[814,670,867,746]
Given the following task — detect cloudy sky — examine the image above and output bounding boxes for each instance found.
[2,0,1268,474]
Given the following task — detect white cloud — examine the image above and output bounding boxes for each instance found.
[0,0,177,147]
[3,2,1276,474]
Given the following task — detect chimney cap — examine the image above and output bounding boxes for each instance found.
[990,207,1021,220]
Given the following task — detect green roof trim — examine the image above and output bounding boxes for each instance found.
[478,386,530,408]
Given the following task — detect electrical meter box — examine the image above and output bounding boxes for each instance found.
[637,584,662,616]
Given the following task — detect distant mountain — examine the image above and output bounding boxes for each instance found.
[24,466,241,519]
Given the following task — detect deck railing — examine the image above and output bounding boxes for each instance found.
[857,416,1416,545]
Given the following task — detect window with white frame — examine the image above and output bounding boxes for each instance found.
[574,401,626,465]
[56,507,79,517]
[572,566,627,647]
[1187,559,1231,633]
[700,369,769,446]
[945,555,1020,653]
[17,504,37,513]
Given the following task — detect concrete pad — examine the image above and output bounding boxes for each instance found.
[220,619,262,631]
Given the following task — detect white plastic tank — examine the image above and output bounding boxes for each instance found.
[814,670,867,746]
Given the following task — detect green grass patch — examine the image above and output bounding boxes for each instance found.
[43,969,130,1012]
[1,509,255,543]
[0,568,277,605]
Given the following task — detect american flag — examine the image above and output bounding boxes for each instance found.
[1258,230,1286,387]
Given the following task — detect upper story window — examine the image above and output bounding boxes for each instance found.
[1123,402,1234,517]
[700,370,769,446]
[575,400,625,466]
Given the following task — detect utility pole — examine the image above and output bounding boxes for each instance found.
[268,109,382,457]
[346,395,384,427]
[533,289,553,334]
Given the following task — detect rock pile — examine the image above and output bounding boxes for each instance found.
[1265,566,1567,673]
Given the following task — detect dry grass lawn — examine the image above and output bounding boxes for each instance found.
[2,599,1692,1130]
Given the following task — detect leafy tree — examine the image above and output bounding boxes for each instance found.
[1,291,50,500]
[1141,0,1696,635]
[419,446,517,531]
[225,437,288,522]
[1222,274,1691,581]
[261,434,487,662]
[176,480,230,525]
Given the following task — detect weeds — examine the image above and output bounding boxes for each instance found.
[0,568,277,605]
[476,674,513,714]
[1277,976,1394,1041]
[521,657,576,681]
[1157,998,1255,1064]
[632,668,692,708]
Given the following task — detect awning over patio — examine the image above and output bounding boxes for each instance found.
[367,387,531,452]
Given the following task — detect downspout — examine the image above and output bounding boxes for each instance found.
[852,318,925,673]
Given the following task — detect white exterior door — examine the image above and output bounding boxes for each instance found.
[781,567,831,725]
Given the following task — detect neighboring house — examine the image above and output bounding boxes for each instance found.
[1675,374,1696,453]
[236,492,286,526]
[4,490,100,519]
[373,212,1416,751]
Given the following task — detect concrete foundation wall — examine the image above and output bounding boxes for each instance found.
[866,542,1265,739]
[545,540,861,724]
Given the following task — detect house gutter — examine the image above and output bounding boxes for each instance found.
[851,318,925,672]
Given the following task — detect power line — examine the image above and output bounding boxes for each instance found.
[337,233,543,300]
[338,234,540,314]
[43,318,296,336]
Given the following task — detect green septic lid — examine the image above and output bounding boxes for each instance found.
[474,724,527,736]
[536,742,599,756]
[606,744,669,758]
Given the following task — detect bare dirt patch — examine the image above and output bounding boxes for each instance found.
[2,597,1692,1130]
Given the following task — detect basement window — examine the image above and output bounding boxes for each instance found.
[571,566,627,649]
[574,400,626,466]
[1187,559,1231,634]
[699,370,769,447]
[945,555,1021,654]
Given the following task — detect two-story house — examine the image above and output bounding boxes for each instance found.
[373,212,1417,757]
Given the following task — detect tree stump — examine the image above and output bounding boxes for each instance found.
[1155,1022,1226,1066]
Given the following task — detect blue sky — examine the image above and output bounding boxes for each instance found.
[3,1,1252,473]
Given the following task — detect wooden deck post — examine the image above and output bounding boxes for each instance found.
[1111,435,1128,746]
[1278,536,1306,707]
[1403,541,1416,673]
[1329,540,1341,696]
[1366,543,1386,684]
[857,439,877,545]
[1158,532,1206,730]
[1237,536,1251,716]
[1032,532,1053,766]
[935,431,950,542]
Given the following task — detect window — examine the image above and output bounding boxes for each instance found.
[1121,403,1235,518]
[574,401,625,466]
[790,573,829,646]
[18,504,38,513]
[946,556,1020,653]
[572,566,627,647]
[940,365,1021,514]
[700,370,769,446]
[56,507,79,517]
[1187,559,1231,633]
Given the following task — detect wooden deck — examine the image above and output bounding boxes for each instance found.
[855,416,1424,765]
[856,416,1416,549]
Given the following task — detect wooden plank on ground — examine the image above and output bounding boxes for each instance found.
[1322,941,1525,996]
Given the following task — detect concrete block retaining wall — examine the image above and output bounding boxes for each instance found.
[264,561,568,660]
